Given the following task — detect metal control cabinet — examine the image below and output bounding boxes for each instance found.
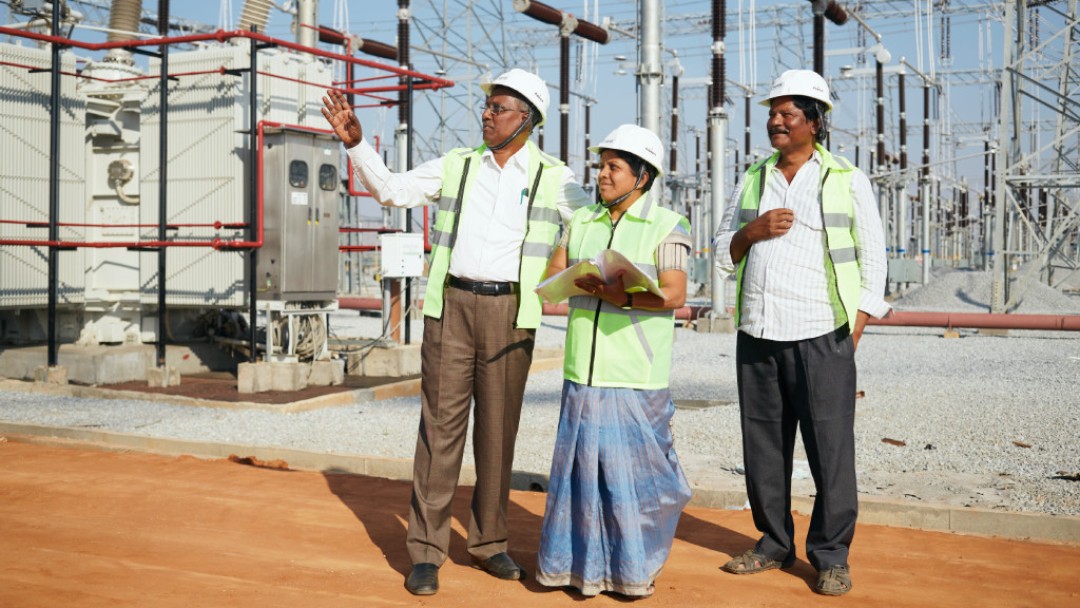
[257,129,341,301]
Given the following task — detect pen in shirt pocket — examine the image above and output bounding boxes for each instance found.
[519,187,528,205]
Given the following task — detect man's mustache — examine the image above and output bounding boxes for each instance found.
[769,127,789,135]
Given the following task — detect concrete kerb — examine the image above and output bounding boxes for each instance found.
[1,421,1078,547]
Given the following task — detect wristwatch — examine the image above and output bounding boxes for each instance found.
[623,292,634,309]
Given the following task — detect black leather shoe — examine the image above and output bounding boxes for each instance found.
[405,563,439,595]
[473,552,524,580]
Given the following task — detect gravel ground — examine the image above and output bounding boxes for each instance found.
[1,269,1078,516]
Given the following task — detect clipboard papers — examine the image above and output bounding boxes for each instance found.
[535,249,663,304]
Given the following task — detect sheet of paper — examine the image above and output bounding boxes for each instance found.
[594,250,664,297]
[535,260,601,303]
[535,249,663,304]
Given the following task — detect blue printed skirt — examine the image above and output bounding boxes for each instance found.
[535,379,692,597]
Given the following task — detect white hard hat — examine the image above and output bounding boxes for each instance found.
[760,69,833,112]
[480,69,550,127]
[589,124,665,177]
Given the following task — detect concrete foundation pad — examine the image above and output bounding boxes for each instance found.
[146,366,181,388]
[33,365,68,385]
[1,343,239,385]
[237,362,273,394]
[3,422,1078,546]
[943,328,962,339]
[347,343,421,377]
[237,362,311,394]
[978,328,1010,337]
[308,360,345,386]
[270,363,308,393]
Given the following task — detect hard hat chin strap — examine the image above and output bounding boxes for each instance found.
[487,110,534,151]
[601,170,645,209]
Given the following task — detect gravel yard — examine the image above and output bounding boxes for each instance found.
[1,269,1077,516]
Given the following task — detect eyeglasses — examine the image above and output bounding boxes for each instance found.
[480,102,528,117]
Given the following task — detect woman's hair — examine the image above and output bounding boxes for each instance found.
[607,149,658,192]
[791,95,829,143]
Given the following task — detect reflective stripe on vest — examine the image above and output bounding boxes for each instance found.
[423,140,566,328]
[563,194,690,389]
[734,144,862,328]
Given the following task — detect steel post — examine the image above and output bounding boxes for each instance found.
[157,0,170,368]
[248,31,259,361]
[46,0,62,367]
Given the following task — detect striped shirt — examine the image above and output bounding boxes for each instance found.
[713,151,890,341]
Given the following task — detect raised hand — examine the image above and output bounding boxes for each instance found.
[321,88,363,149]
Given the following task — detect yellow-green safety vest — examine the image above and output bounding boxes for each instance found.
[424,140,566,329]
[564,194,690,389]
[734,143,862,329]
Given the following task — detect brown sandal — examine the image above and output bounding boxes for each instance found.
[815,565,852,596]
[721,549,794,575]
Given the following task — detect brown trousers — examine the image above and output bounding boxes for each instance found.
[405,285,535,565]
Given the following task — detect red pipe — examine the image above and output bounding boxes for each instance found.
[339,298,1080,332]
[868,311,1080,331]
[343,82,446,95]
[1,219,247,229]
[339,296,393,310]
[0,239,223,248]
[541,303,712,320]
[334,74,399,85]
[0,26,454,89]
[338,298,709,318]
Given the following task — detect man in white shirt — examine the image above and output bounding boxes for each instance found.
[322,70,588,596]
[713,70,890,597]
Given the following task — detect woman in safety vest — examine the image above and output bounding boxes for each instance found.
[535,124,693,598]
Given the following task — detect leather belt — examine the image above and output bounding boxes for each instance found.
[447,275,518,296]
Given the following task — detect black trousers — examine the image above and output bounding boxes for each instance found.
[735,327,857,571]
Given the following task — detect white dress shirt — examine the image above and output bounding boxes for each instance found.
[347,139,589,282]
[714,151,891,341]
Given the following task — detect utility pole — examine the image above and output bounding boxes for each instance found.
[707,0,728,324]
[992,0,1022,314]
[640,0,662,135]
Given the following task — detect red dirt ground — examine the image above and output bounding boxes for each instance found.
[1,438,1077,608]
